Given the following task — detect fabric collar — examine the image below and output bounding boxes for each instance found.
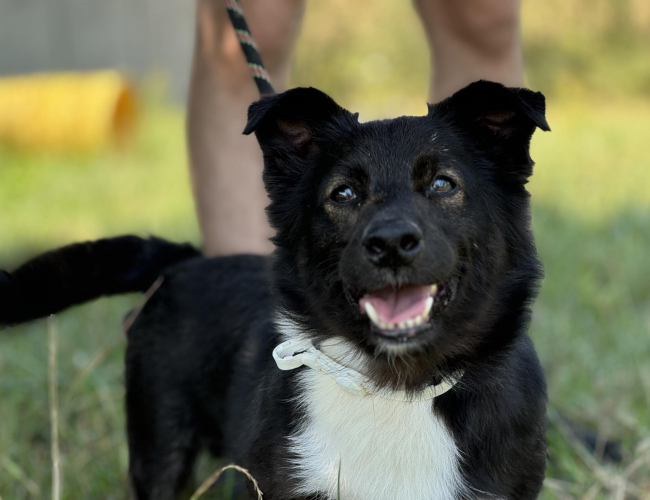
[273,337,463,402]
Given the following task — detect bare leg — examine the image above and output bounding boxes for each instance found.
[187,0,305,256]
[414,0,525,103]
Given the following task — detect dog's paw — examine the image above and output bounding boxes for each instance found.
[549,412,623,464]
[566,421,623,463]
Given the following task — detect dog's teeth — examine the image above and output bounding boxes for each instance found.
[364,302,380,325]
[405,319,415,328]
[430,284,438,296]
[423,297,434,318]
[397,321,407,330]
[413,315,423,326]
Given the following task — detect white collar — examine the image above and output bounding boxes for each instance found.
[273,337,464,402]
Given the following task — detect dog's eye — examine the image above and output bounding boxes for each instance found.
[429,176,456,195]
[330,185,357,204]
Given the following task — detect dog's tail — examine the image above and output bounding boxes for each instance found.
[0,236,200,328]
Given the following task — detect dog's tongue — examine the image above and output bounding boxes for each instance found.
[359,284,430,325]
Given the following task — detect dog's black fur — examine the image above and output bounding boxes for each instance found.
[1,81,551,499]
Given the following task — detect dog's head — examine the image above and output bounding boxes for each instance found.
[245,81,549,389]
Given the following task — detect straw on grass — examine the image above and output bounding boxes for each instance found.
[48,315,61,500]
[189,464,263,500]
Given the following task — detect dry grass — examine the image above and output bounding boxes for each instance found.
[190,465,263,500]
[48,316,61,500]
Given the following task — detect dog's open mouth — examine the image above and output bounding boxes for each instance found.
[359,281,455,339]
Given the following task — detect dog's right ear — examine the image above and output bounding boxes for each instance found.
[243,87,357,158]
[243,88,357,247]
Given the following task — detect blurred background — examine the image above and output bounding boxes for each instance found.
[0,0,649,498]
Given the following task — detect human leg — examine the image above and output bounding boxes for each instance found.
[187,0,306,255]
[415,0,524,102]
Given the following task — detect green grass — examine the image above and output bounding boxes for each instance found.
[1,98,649,499]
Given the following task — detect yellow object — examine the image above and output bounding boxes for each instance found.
[0,71,137,152]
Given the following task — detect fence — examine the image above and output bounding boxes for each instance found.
[0,0,195,101]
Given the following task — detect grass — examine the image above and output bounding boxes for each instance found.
[0,96,649,499]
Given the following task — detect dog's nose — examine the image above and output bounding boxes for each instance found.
[363,221,423,267]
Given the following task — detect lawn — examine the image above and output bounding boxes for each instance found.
[0,97,649,499]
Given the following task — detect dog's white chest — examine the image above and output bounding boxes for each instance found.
[288,369,466,500]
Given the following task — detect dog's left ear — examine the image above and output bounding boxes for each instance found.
[432,80,550,137]
[243,87,357,157]
[431,81,549,174]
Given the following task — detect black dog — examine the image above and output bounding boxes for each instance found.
[1,80,550,499]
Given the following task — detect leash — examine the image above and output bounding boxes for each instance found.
[223,0,275,96]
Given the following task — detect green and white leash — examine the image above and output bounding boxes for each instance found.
[223,0,275,96]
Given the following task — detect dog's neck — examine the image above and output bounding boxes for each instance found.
[273,312,463,401]
[274,311,369,368]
